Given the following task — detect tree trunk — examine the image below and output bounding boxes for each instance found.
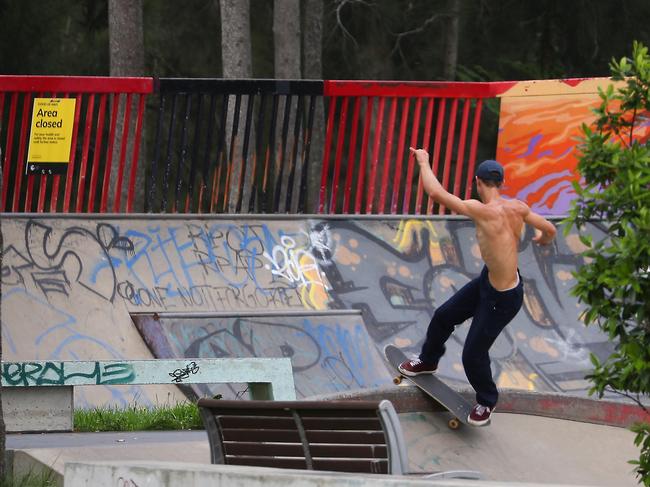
[274,0,301,79]
[273,0,301,212]
[442,0,460,80]
[109,0,144,76]
[219,0,253,79]
[108,0,146,211]
[302,0,324,213]
[218,0,253,212]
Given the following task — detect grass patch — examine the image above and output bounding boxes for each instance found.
[0,470,57,487]
[73,401,204,432]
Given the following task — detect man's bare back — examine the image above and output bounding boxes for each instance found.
[473,199,524,290]
[410,148,556,290]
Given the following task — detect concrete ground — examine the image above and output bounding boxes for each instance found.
[8,410,639,487]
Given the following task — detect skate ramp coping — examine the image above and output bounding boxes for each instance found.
[2,358,295,432]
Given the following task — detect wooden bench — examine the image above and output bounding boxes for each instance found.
[2,358,296,432]
[197,398,483,480]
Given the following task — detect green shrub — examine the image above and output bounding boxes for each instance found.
[565,40,650,485]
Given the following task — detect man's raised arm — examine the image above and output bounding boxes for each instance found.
[411,147,481,217]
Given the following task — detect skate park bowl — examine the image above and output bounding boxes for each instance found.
[3,214,649,486]
[1,73,649,486]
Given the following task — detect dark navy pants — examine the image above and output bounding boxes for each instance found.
[419,266,524,408]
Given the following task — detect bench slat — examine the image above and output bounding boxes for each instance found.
[221,428,301,442]
[220,428,386,445]
[217,416,295,429]
[226,456,388,474]
[312,458,388,474]
[305,430,387,445]
[198,399,382,410]
[224,441,305,457]
[226,457,309,469]
[301,417,382,430]
[297,409,380,418]
[311,444,388,459]
[217,415,383,431]
[224,441,388,459]
[215,408,380,419]
[212,408,293,417]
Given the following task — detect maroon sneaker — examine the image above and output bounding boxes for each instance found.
[398,358,437,376]
[468,404,493,426]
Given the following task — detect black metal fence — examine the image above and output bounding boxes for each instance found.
[147,79,323,214]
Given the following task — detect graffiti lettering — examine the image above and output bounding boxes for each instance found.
[117,281,304,311]
[117,478,140,487]
[169,361,200,383]
[263,234,326,289]
[23,221,128,302]
[2,361,136,386]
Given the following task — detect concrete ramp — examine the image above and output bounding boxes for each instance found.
[7,410,638,486]
[1,215,616,406]
[133,311,394,399]
[401,410,638,486]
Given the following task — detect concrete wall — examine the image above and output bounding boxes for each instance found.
[2,215,612,406]
[63,461,594,487]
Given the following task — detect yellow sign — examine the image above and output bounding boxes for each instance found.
[26,98,76,175]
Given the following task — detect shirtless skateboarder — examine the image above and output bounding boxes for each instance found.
[398,148,557,426]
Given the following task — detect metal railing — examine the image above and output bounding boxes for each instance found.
[0,76,152,213]
[319,80,500,215]
[148,79,322,213]
[0,76,504,215]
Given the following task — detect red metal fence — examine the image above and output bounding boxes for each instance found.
[319,81,511,215]
[0,76,507,214]
[0,76,152,213]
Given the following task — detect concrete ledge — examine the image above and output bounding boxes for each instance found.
[1,359,295,397]
[307,385,650,428]
[63,461,594,487]
[2,358,296,432]
[3,386,72,432]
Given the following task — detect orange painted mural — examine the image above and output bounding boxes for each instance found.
[495,78,650,215]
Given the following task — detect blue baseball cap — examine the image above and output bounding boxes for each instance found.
[476,159,504,183]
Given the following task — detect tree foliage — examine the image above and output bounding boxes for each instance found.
[565,41,650,485]
[0,0,649,81]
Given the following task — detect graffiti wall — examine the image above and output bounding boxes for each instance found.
[133,313,391,399]
[1,215,613,406]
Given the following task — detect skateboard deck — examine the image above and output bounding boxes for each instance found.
[384,344,476,429]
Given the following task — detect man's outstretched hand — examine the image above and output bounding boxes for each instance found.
[532,228,554,246]
[409,147,429,166]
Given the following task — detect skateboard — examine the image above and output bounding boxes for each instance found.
[384,344,475,430]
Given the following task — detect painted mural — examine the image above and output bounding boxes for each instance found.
[496,78,650,216]
[1,216,615,406]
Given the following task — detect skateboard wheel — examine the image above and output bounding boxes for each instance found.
[393,376,403,385]
[448,418,461,430]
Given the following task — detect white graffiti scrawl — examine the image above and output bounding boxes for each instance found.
[263,232,329,291]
